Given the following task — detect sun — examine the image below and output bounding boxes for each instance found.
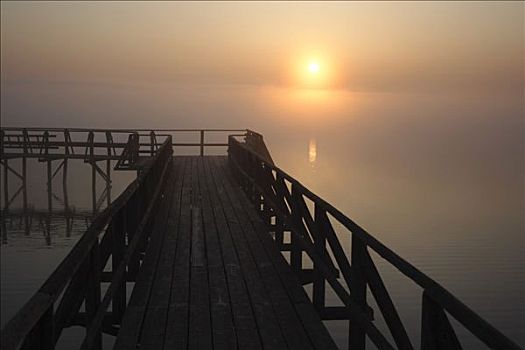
[290,53,336,89]
[308,62,320,74]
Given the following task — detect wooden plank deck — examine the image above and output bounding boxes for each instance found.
[114,156,338,349]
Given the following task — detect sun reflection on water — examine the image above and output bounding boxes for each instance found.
[309,137,317,169]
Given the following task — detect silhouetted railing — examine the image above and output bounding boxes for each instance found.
[228,134,521,350]
[0,128,247,213]
[0,136,173,350]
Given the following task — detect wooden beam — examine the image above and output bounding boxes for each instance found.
[421,291,462,350]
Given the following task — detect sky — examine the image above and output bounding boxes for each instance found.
[1,1,523,93]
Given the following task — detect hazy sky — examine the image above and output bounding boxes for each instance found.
[1,1,523,92]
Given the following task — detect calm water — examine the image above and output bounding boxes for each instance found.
[1,82,524,348]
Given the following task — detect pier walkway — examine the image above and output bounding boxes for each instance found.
[1,128,521,350]
[114,156,336,349]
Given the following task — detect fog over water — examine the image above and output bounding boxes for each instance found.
[1,1,524,349]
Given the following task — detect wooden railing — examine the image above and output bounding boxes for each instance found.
[228,134,521,350]
[0,127,247,160]
[0,136,173,350]
[0,128,247,212]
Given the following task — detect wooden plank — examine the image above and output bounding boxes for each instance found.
[214,158,322,349]
[208,159,283,349]
[209,157,313,350]
[216,156,339,350]
[363,250,413,350]
[188,158,213,350]
[196,157,237,350]
[201,157,263,350]
[113,159,180,349]
[421,291,462,350]
[163,157,193,349]
[139,158,187,349]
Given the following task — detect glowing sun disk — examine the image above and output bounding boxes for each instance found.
[308,62,320,74]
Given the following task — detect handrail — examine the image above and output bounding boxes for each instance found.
[228,135,521,350]
[1,136,173,350]
[0,127,246,132]
[1,128,249,160]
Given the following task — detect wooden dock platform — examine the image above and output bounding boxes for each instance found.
[1,128,521,350]
[114,156,336,349]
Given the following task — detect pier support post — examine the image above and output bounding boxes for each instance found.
[106,131,112,207]
[23,156,30,235]
[63,159,69,211]
[91,163,97,213]
[47,160,52,213]
[3,159,9,211]
[22,157,28,211]
[106,160,111,207]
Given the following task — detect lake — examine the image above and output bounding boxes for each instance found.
[1,81,523,348]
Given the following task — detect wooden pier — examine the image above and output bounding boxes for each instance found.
[0,129,521,350]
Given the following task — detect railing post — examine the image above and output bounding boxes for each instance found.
[274,216,284,249]
[3,158,8,212]
[244,152,253,201]
[106,131,112,206]
[22,129,28,215]
[39,305,55,350]
[88,131,96,213]
[421,291,462,350]
[290,184,303,275]
[85,239,102,350]
[150,130,156,156]
[313,204,327,313]
[127,194,141,279]
[112,210,127,323]
[200,130,204,156]
[63,130,69,213]
[21,304,55,350]
[349,234,367,350]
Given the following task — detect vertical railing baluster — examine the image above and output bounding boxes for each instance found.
[22,129,28,217]
[21,304,55,350]
[127,194,140,279]
[274,216,284,249]
[85,239,102,350]
[421,291,462,350]
[245,152,253,202]
[137,184,147,266]
[89,131,96,213]
[112,210,127,323]
[39,305,55,350]
[290,184,303,274]
[63,130,69,213]
[44,131,52,214]
[150,130,155,156]
[313,204,327,313]
[349,234,367,350]
[200,130,204,156]
[106,131,112,207]
[3,160,8,212]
